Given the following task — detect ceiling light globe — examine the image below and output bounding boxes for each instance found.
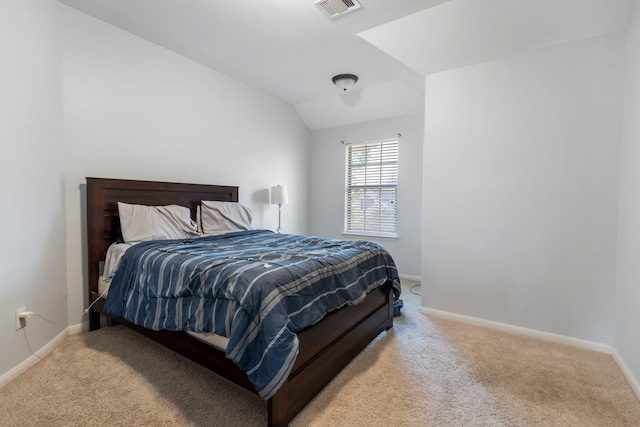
[332,74,358,91]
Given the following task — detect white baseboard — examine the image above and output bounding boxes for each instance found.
[611,347,640,402]
[419,307,612,354]
[0,324,85,389]
[399,274,421,283]
[68,321,87,335]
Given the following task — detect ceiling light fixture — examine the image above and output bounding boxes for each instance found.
[332,74,359,92]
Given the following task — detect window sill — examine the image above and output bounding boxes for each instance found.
[342,232,399,241]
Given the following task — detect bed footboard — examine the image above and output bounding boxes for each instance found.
[268,281,393,426]
[91,281,393,426]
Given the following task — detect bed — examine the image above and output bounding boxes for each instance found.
[86,177,397,427]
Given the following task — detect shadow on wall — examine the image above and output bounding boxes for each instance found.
[252,188,271,230]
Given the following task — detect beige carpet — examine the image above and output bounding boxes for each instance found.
[2,282,639,426]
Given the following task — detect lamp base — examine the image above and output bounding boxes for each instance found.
[277,203,282,233]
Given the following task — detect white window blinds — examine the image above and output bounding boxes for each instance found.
[345,139,398,238]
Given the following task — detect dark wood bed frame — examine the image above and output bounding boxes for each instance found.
[86,177,394,426]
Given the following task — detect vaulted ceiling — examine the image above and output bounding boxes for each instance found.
[59,0,634,130]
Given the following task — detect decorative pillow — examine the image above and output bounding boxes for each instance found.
[200,201,253,236]
[117,202,199,243]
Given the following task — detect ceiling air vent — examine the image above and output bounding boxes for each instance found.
[315,0,362,20]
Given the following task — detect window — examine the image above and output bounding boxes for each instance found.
[344,138,398,238]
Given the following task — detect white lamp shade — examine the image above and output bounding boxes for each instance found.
[271,185,289,204]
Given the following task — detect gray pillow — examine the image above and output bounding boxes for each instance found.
[200,201,253,236]
[117,202,198,243]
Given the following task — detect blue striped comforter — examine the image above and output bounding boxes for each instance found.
[104,229,400,399]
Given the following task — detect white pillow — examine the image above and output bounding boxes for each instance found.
[117,202,199,243]
[200,201,253,236]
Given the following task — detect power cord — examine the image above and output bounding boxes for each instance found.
[409,283,421,296]
[20,287,109,326]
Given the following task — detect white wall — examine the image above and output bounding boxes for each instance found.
[422,33,625,344]
[60,6,310,324]
[309,113,423,277]
[0,2,67,377]
[615,0,640,391]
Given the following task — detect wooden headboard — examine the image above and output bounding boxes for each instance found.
[85,177,238,329]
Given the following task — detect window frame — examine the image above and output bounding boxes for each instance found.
[343,138,399,239]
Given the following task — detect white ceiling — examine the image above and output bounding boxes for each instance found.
[59,0,634,130]
[360,0,634,76]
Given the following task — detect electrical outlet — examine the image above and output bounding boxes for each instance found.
[15,307,26,330]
